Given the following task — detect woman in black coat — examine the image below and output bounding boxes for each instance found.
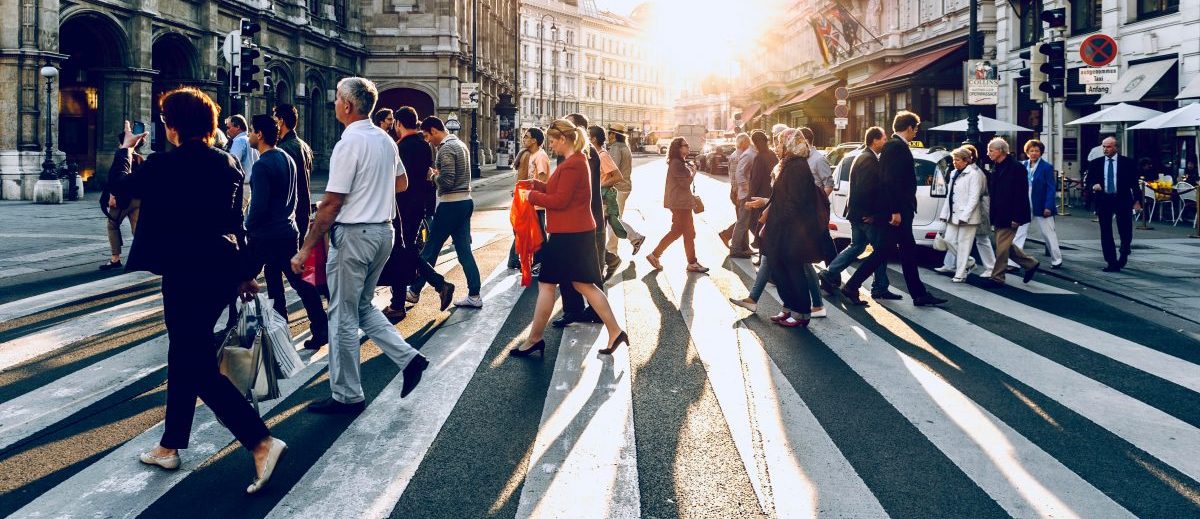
[112,87,286,494]
[757,129,827,328]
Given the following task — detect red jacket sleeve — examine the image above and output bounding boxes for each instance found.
[529,163,582,210]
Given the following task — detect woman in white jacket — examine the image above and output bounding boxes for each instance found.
[938,146,987,282]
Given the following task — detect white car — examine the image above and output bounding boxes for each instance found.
[828,144,950,248]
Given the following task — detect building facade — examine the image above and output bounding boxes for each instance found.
[362,0,518,166]
[519,0,669,147]
[674,86,732,134]
[0,0,366,201]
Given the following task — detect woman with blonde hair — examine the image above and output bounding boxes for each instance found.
[938,146,987,282]
[645,137,709,273]
[513,119,629,356]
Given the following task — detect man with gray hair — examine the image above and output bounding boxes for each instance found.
[718,133,751,250]
[728,132,757,257]
[986,136,1039,285]
[291,77,429,414]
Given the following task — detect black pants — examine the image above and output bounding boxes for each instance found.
[561,224,605,314]
[846,218,928,298]
[1095,194,1133,265]
[253,234,328,340]
[391,203,446,308]
[770,254,813,313]
[160,273,270,451]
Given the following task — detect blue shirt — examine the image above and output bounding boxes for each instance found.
[245,148,298,240]
[229,133,258,173]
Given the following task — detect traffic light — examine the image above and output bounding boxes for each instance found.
[1041,8,1066,29]
[1038,41,1066,98]
[1018,49,1046,103]
[237,18,262,94]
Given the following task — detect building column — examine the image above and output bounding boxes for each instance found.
[0,0,64,200]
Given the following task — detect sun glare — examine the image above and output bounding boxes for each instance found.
[635,0,783,85]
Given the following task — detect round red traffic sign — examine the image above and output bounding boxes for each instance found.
[834,87,849,100]
[1080,34,1117,67]
[833,104,849,118]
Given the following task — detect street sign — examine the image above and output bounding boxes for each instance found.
[460,82,480,109]
[833,104,849,118]
[835,99,847,106]
[834,87,849,100]
[965,60,1000,106]
[1079,66,1118,84]
[1080,34,1117,67]
[834,117,848,129]
[221,30,239,64]
[1085,84,1112,95]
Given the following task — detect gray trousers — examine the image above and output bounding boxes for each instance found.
[327,223,419,404]
[730,197,754,254]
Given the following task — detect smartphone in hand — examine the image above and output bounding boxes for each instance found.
[132,121,146,135]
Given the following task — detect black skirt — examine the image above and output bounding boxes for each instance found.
[537,230,603,285]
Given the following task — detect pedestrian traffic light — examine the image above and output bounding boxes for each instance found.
[1018,49,1046,103]
[237,18,262,94]
[1041,8,1066,29]
[1038,41,1066,98]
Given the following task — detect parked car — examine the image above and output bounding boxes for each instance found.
[698,139,733,171]
[655,138,673,154]
[705,143,737,175]
[828,143,950,249]
[825,142,863,169]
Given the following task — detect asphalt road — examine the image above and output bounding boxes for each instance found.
[0,154,1197,518]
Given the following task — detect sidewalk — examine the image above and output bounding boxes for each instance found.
[1025,208,1200,324]
[0,164,514,283]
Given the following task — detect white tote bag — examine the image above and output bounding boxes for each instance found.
[262,296,305,378]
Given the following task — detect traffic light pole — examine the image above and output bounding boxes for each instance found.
[965,0,980,147]
[470,0,481,179]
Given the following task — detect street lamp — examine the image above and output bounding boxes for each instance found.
[964,0,980,147]
[39,64,59,181]
[470,0,481,178]
[538,14,557,123]
[552,39,566,119]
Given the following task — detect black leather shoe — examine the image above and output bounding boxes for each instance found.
[400,355,429,398]
[303,335,328,350]
[818,272,841,295]
[1102,264,1121,273]
[579,308,603,323]
[871,290,903,301]
[510,340,546,357]
[1022,263,1040,284]
[307,397,365,414]
[912,294,948,307]
[438,283,456,312]
[98,260,123,271]
[840,287,868,306]
[552,313,581,328]
[1117,255,1128,268]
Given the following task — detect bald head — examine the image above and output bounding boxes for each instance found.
[1102,137,1118,158]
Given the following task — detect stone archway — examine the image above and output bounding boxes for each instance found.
[58,11,131,181]
[150,33,201,152]
[378,87,437,122]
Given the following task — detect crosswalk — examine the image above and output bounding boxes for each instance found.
[2,181,1199,518]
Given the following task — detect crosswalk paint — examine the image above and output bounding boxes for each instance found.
[918,271,1200,395]
[266,263,524,519]
[514,278,640,519]
[0,272,156,323]
[732,261,1134,518]
[0,295,161,372]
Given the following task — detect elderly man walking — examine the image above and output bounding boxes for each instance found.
[292,77,429,414]
[728,132,757,258]
[987,137,1040,285]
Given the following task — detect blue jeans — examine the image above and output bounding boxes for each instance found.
[825,221,889,293]
[750,254,772,301]
[411,199,481,296]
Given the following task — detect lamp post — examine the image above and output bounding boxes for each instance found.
[39,64,59,181]
[599,75,606,127]
[964,0,980,147]
[470,0,481,178]
[552,39,565,118]
[538,14,557,124]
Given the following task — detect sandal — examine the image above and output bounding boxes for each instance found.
[646,254,663,271]
[686,262,709,273]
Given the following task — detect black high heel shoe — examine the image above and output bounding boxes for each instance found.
[510,340,545,357]
[599,331,629,355]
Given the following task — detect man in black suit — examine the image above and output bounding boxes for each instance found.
[1085,136,1140,271]
[820,126,895,298]
[840,112,946,306]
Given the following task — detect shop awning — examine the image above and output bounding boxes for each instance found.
[853,43,965,90]
[779,79,841,109]
[737,103,762,123]
[1096,59,1175,105]
[1178,74,1200,100]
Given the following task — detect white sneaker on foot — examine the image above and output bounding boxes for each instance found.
[934,266,954,274]
[454,295,484,308]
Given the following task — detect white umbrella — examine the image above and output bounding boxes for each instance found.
[928,115,1033,133]
[1127,103,1200,130]
[1066,102,1163,125]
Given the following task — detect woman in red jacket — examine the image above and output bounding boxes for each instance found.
[513,119,629,356]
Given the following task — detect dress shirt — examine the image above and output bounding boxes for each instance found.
[807,149,834,191]
[228,133,258,173]
[326,119,407,224]
[734,147,756,200]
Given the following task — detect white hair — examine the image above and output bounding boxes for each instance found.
[771,123,789,136]
[735,132,750,145]
[987,137,1010,154]
[336,77,379,117]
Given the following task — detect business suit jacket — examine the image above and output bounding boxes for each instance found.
[879,135,917,217]
[989,155,1033,226]
[847,150,884,221]
[113,141,252,281]
[1024,159,1057,216]
[1084,154,1139,207]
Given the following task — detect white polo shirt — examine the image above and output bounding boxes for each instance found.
[326,118,407,224]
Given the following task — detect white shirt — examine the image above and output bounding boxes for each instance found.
[326,119,407,224]
[734,147,756,200]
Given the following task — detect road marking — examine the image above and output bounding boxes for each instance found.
[844,272,1200,486]
[266,263,524,519]
[740,266,1133,518]
[0,243,108,265]
[0,295,162,372]
[0,272,157,323]
[918,271,1200,394]
[0,267,43,280]
[515,279,640,519]
[0,234,108,240]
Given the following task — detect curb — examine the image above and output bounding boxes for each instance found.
[470,169,516,190]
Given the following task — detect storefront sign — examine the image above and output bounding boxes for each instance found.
[1079,66,1118,85]
[1085,84,1112,95]
[964,60,999,106]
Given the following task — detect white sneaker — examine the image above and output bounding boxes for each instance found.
[966,257,977,270]
[934,266,954,274]
[951,277,967,283]
[810,307,827,318]
[454,295,484,308]
[406,290,420,304]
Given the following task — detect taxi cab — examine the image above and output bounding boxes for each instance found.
[827,140,950,248]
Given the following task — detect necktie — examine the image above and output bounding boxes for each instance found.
[1106,158,1116,194]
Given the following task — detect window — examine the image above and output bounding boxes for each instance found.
[567,53,574,69]
[522,20,528,35]
[1072,0,1101,34]
[522,45,529,62]
[1138,0,1179,19]
[308,0,320,15]
[567,31,574,45]
[1018,0,1043,48]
